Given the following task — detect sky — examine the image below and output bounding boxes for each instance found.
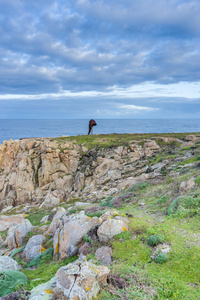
[0,0,200,119]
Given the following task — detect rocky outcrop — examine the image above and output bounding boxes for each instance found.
[29,258,110,300]
[0,138,81,210]
[0,134,196,211]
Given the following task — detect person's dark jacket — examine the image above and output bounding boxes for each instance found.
[88,119,97,135]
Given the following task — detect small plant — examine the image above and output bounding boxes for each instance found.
[127,182,149,193]
[195,175,200,184]
[69,208,77,214]
[157,195,170,206]
[100,196,113,207]
[83,234,93,244]
[155,253,168,264]
[147,234,165,246]
[113,230,131,240]
[85,211,104,218]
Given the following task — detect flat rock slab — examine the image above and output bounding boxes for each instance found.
[0,215,27,232]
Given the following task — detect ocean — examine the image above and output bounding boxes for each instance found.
[0,119,200,144]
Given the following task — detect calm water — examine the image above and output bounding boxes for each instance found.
[0,119,200,144]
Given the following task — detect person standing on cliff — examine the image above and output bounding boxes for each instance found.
[88,119,97,135]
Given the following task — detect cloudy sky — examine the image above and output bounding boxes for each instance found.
[1,0,200,119]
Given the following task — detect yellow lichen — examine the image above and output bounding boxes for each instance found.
[86,287,90,291]
[122,227,127,231]
[55,232,60,254]
[41,246,47,253]
[44,289,52,294]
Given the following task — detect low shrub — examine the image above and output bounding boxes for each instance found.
[155,253,168,264]
[195,175,200,184]
[83,234,93,244]
[168,196,200,217]
[100,196,113,207]
[147,234,165,246]
[0,271,28,297]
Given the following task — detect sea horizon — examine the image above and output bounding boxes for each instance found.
[0,118,200,144]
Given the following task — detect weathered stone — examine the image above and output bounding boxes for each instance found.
[46,207,66,237]
[97,265,110,286]
[0,256,19,272]
[39,192,60,209]
[6,219,33,249]
[97,219,128,242]
[180,178,195,192]
[59,212,102,259]
[0,215,27,232]
[95,246,112,265]
[29,276,56,300]
[73,172,85,192]
[52,260,106,300]
[23,235,46,261]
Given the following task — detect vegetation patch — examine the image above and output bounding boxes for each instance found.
[113,230,131,241]
[28,248,53,268]
[154,253,168,264]
[26,209,51,226]
[147,234,165,247]
[168,195,200,217]
[0,270,28,297]
[23,255,78,290]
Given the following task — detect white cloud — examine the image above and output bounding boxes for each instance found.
[119,104,158,111]
[0,81,199,101]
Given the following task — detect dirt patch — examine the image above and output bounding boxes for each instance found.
[84,206,105,215]
[108,273,128,289]
[112,193,136,208]
[1,291,30,300]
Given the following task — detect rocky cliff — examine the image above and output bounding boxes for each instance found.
[0,133,199,211]
[1,133,200,299]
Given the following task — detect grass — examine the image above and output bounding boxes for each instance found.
[54,132,198,150]
[22,255,78,290]
[25,209,52,226]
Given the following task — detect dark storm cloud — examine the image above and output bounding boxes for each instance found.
[0,0,200,118]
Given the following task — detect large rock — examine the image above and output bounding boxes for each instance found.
[73,172,85,192]
[179,178,195,192]
[29,276,56,300]
[29,258,110,300]
[59,212,102,259]
[97,219,128,242]
[39,192,60,209]
[23,235,46,261]
[5,219,33,249]
[95,246,112,265]
[0,256,19,272]
[52,260,110,300]
[94,158,121,185]
[0,214,28,232]
[46,207,66,237]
